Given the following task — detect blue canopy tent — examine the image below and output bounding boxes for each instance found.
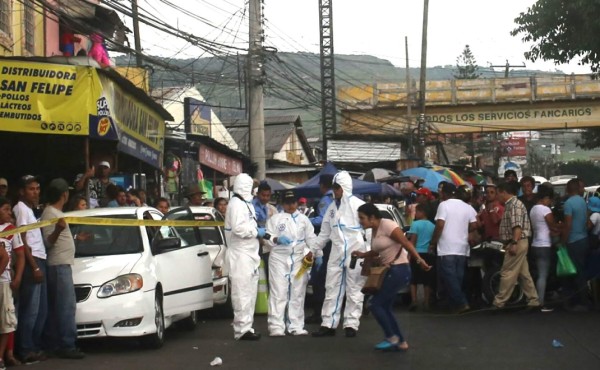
[294,162,382,198]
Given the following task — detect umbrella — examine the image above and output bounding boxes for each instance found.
[430,165,466,186]
[359,168,397,182]
[295,162,382,197]
[380,183,402,197]
[400,167,452,192]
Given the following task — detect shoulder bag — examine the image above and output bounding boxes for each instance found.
[360,246,403,295]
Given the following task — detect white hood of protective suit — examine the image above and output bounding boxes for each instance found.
[333,171,353,198]
[233,173,254,202]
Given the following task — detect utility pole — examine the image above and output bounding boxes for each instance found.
[248,0,266,179]
[131,0,143,67]
[417,0,429,162]
[318,0,337,162]
[405,36,414,157]
[490,60,526,78]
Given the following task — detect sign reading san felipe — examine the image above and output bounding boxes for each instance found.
[0,60,101,135]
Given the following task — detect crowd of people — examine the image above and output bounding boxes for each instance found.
[222,168,600,353]
[2,163,599,361]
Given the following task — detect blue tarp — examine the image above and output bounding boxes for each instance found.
[294,162,382,198]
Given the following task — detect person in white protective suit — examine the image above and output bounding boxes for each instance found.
[224,174,266,340]
[311,171,368,338]
[265,190,317,337]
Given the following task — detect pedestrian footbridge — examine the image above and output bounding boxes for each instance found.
[339,75,600,134]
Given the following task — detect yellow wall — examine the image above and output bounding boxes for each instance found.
[1,0,46,57]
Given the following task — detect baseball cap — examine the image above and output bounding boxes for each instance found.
[48,178,70,194]
[283,190,297,204]
[0,178,7,187]
[298,197,307,204]
[416,187,433,199]
[589,196,600,213]
[19,175,39,188]
[98,161,111,169]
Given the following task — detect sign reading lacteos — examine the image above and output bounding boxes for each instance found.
[0,60,101,135]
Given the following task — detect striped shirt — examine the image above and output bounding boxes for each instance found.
[499,196,531,241]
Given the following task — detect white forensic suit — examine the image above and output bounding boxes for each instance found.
[224,174,261,339]
[265,210,317,336]
[313,171,368,330]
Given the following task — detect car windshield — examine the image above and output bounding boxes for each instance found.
[71,215,143,257]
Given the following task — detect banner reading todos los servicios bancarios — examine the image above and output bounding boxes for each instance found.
[0,60,101,136]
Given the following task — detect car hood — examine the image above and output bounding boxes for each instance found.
[73,254,143,286]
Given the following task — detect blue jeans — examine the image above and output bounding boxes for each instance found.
[17,258,48,356]
[565,238,590,306]
[45,265,77,350]
[531,247,552,306]
[369,264,411,340]
[438,255,468,307]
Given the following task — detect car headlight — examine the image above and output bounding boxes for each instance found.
[97,274,143,298]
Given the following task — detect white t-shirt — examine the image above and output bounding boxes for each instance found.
[13,201,47,259]
[0,223,24,283]
[435,199,477,256]
[531,204,552,247]
[590,213,600,236]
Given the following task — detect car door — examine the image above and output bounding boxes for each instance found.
[151,208,213,316]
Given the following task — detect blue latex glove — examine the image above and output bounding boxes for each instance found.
[277,235,293,246]
[314,256,323,270]
[257,227,266,238]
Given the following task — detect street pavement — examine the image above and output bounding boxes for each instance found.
[29,306,600,370]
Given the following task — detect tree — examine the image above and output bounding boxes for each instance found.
[558,160,600,186]
[454,45,480,79]
[512,1,600,148]
[511,0,600,73]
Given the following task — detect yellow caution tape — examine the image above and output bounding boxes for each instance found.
[0,217,224,238]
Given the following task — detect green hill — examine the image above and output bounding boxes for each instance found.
[115,53,563,137]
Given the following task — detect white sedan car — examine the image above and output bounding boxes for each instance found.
[69,207,213,349]
[158,206,231,314]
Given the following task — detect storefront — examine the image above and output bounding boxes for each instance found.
[163,133,247,205]
[0,57,172,199]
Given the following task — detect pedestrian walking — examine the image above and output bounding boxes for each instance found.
[352,203,430,352]
[493,181,540,310]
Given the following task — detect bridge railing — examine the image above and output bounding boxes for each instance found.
[338,75,600,109]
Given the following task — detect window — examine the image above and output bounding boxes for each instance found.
[0,0,10,36]
[24,0,34,53]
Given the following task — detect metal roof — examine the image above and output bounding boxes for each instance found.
[327,140,404,163]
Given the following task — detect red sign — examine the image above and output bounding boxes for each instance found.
[199,144,242,176]
[501,138,527,156]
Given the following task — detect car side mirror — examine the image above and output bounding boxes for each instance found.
[152,237,181,254]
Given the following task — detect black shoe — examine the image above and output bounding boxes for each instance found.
[239,331,261,341]
[344,327,357,338]
[55,349,85,360]
[311,326,336,337]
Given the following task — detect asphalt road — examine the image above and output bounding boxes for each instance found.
[28,307,600,370]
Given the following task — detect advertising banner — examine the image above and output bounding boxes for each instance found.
[500,138,527,156]
[97,74,165,167]
[0,60,101,135]
[199,144,242,176]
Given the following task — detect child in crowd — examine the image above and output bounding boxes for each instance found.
[407,204,435,310]
[0,197,25,368]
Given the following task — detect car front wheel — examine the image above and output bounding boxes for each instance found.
[140,293,165,349]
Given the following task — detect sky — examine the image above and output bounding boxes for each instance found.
[126,0,590,75]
